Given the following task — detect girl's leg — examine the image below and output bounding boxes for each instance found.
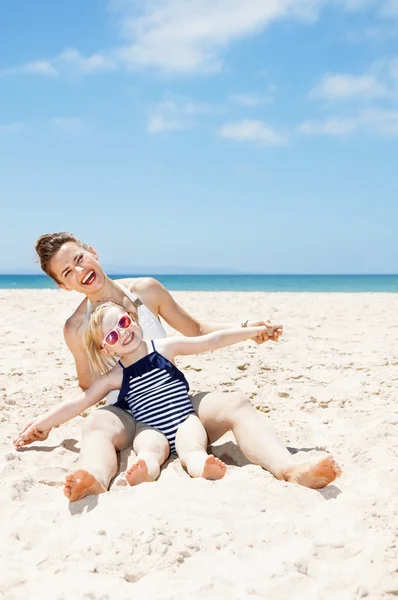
[125,423,170,486]
[64,405,136,502]
[175,415,226,480]
[191,391,342,489]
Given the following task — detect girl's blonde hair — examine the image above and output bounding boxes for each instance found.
[83,301,139,379]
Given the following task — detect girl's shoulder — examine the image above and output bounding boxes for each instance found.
[150,336,179,362]
[103,362,124,388]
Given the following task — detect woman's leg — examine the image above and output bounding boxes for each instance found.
[125,423,170,486]
[64,405,136,502]
[175,415,226,480]
[191,391,341,488]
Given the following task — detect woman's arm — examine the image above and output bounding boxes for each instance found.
[158,326,268,361]
[14,370,121,448]
[64,317,95,390]
[133,278,283,343]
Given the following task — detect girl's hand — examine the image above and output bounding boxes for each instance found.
[247,321,283,344]
[13,422,52,448]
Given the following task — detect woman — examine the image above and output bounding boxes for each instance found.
[17,232,340,501]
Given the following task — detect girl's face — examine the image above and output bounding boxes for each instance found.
[101,306,142,356]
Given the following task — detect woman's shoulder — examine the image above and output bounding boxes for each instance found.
[116,277,162,313]
[116,276,161,295]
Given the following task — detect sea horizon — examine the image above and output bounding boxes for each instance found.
[0,273,397,292]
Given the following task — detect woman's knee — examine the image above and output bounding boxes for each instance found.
[221,392,253,428]
[81,407,135,447]
[227,392,251,413]
[81,410,112,436]
[195,390,252,433]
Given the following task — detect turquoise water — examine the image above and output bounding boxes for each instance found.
[0,274,397,292]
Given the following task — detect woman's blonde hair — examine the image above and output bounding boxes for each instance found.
[83,301,139,379]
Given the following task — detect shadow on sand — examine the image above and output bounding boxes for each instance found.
[16,438,80,454]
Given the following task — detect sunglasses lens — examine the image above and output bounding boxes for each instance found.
[105,330,119,345]
[118,315,132,329]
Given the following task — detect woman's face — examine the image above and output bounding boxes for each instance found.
[49,241,106,293]
[101,305,142,355]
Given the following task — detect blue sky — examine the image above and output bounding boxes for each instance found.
[1,0,397,274]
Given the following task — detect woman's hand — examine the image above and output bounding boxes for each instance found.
[13,421,52,448]
[246,320,283,344]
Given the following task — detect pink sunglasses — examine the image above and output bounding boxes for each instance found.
[102,313,134,348]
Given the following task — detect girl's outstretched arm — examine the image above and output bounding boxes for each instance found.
[14,368,122,448]
[158,326,269,361]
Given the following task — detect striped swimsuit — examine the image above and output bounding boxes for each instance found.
[114,341,195,454]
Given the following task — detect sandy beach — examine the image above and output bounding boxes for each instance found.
[1,289,397,600]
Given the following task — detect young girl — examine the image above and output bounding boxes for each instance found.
[14,301,273,484]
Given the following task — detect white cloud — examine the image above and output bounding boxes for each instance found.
[219,119,286,145]
[113,0,328,74]
[6,0,325,78]
[25,61,58,77]
[230,90,275,106]
[381,0,398,15]
[309,73,387,100]
[304,57,398,138]
[0,49,116,78]
[0,122,24,133]
[361,108,398,134]
[148,95,209,133]
[309,57,398,108]
[345,25,398,43]
[112,0,398,75]
[298,109,398,136]
[1,0,396,80]
[0,0,335,78]
[341,0,376,10]
[0,60,58,78]
[56,49,117,73]
[338,0,398,14]
[49,117,86,133]
[298,117,357,135]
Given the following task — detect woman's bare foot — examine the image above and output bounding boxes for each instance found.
[125,459,154,486]
[63,470,107,502]
[201,455,227,480]
[283,455,342,489]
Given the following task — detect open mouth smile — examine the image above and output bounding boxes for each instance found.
[122,332,135,346]
[81,270,96,286]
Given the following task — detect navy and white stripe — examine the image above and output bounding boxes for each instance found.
[114,341,194,454]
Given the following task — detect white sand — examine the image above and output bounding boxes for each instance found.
[1,290,397,600]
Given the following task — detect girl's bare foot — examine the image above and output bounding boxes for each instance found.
[63,470,107,502]
[283,455,342,489]
[201,455,227,480]
[125,459,154,486]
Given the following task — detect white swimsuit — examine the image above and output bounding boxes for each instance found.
[114,282,167,341]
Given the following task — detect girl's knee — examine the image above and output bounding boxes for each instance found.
[136,437,169,459]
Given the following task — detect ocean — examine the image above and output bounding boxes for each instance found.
[0,274,397,292]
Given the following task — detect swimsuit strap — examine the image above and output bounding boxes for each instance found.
[114,281,142,308]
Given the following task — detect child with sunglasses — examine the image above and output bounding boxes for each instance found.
[14,301,274,485]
